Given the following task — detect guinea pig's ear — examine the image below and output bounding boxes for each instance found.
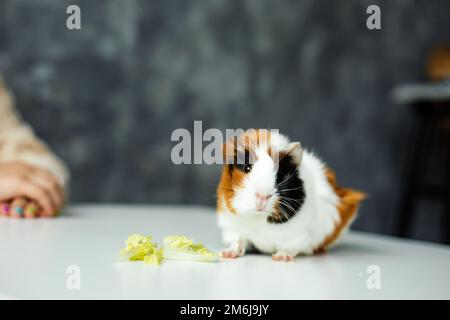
[286,142,303,166]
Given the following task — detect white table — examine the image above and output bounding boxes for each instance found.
[0,204,449,300]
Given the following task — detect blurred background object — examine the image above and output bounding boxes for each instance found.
[0,0,449,243]
[393,45,450,244]
[427,46,450,82]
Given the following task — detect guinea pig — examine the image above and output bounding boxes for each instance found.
[216,129,366,262]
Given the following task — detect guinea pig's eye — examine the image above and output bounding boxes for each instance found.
[235,163,253,173]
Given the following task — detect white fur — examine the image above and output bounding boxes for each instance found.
[218,133,342,257]
[232,147,278,214]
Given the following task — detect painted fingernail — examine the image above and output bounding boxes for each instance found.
[14,207,24,216]
[25,206,37,218]
[1,204,9,215]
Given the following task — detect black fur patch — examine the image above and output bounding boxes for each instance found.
[268,154,305,224]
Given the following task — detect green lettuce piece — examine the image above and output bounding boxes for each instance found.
[143,247,164,265]
[119,234,163,265]
[163,235,218,262]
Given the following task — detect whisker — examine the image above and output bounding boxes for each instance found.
[278,206,290,221]
[279,199,296,215]
[281,205,293,221]
[275,172,294,188]
[283,202,297,216]
[279,195,303,202]
[277,186,303,192]
[279,197,303,205]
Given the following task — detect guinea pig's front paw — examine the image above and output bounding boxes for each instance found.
[221,250,243,259]
[272,252,295,262]
[220,243,245,259]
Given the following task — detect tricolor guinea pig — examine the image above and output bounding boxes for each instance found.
[216,129,366,262]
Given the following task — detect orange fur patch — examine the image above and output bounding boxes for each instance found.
[217,163,245,214]
[315,168,367,252]
[222,129,274,164]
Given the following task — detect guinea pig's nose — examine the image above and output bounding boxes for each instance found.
[256,192,271,201]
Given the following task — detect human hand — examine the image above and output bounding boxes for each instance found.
[0,162,65,218]
[0,198,40,218]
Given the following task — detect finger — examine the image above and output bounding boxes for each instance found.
[0,178,26,202]
[25,167,64,199]
[26,172,63,211]
[10,198,27,218]
[24,201,39,219]
[26,167,64,202]
[0,202,10,216]
[19,183,56,216]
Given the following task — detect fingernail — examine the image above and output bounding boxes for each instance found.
[1,204,9,215]
[14,207,24,216]
[25,206,37,217]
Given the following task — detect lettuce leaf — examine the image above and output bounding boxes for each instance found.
[118,234,218,265]
[163,235,218,262]
[143,247,164,265]
[119,234,163,265]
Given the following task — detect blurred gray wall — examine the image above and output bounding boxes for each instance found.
[0,0,449,242]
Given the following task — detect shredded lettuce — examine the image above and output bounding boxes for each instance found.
[119,234,163,265]
[143,247,164,265]
[163,235,219,262]
[118,234,218,265]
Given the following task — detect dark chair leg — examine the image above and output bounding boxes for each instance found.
[395,112,430,237]
[444,151,450,244]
